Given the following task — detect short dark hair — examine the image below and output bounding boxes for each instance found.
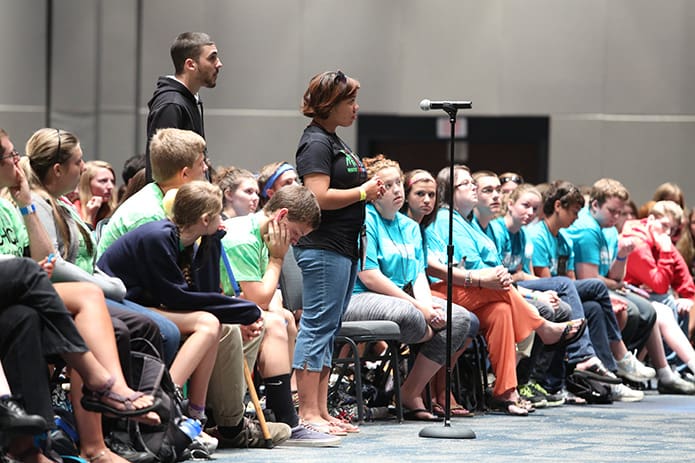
[171,32,214,74]
[122,153,146,184]
[542,180,585,217]
[264,184,321,230]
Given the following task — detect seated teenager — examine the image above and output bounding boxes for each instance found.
[622,200,695,387]
[344,156,479,421]
[213,166,259,219]
[95,128,290,448]
[257,161,298,209]
[528,180,649,402]
[566,179,693,394]
[1,129,158,463]
[425,165,585,415]
[22,127,180,366]
[98,181,263,426]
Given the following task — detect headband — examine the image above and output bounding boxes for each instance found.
[261,162,295,198]
[408,172,434,187]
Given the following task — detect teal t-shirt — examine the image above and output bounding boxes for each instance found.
[220,213,267,296]
[565,207,616,276]
[486,216,533,274]
[425,207,500,274]
[353,204,424,294]
[527,220,575,276]
[0,198,29,257]
[96,183,165,258]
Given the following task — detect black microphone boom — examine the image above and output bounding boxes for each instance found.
[419,99,472,111]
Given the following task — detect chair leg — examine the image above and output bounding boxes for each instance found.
[387,340,403,423]
[336,336,366,423]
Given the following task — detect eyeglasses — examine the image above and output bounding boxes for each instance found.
[0,148,20,162]
[499,175,523,185]
[455,180,476,189]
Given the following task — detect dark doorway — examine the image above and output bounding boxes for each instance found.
[357,115,549,184]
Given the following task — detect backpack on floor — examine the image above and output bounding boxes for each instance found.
[566,373,613,404]
[125,341,193,463]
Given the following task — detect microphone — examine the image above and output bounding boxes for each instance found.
[419,99,472,111]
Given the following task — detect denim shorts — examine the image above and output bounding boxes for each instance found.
[292,247,358,371]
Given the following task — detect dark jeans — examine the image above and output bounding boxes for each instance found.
[610,290,656,354]
[574,279,621,372]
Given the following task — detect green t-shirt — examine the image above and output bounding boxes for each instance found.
[220,213,268,296]
[96,183,165,258]
[62,200,96,272]
[0,198,29,257]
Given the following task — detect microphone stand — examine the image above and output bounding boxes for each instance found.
[419,102,475,440]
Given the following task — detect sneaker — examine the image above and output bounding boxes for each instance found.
[658,376,695,395]
[518,383,547,408]
[616,352,656,383]
[279,424,341,447]
[190,430,218,454]
[610,383,644,402]
[529,382,564,407]
[207,418,291,449]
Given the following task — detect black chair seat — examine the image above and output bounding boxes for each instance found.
[339,320,401,341]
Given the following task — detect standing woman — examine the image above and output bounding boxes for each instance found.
[293,70,384,434]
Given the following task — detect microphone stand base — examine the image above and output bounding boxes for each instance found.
[419,424,476,440]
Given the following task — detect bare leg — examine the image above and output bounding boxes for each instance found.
[147,307,221,408]
[257,312,291,378]
[296,368,325,424]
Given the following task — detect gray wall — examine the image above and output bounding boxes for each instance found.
[1,0,694,205]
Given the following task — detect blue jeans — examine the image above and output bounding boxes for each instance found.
[519,277,595,362]
[293,247,358,371]
[574,278,620,371]
[106,298,181,367]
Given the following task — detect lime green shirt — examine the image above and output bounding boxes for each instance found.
[96,183,165,258]
[0,198,29,257]
[220,213,268,296]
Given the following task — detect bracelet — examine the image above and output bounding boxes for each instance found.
[616,255,627,262]
[19,203,36,216]
[464,271,473,287]
[359,188,367,201]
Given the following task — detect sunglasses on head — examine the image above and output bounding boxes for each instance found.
[499,175,523,185]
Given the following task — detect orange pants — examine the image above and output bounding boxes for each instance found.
[431,283,544,397]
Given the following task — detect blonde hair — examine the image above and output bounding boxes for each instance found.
[650,200,683,224]
[149,128,206,183]
[78,160,117,226]
[652,182,684,208]
[24,128,94,256]
[171,181,223,228]
[590,178,629,206]
[503,183,542,216]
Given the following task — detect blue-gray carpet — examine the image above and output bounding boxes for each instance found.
[209,392,695,462]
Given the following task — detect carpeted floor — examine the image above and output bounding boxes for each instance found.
[209,392,695,463]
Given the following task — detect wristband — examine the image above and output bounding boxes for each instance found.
[359,188,367,201]
[19,204,36,216]
[616,255,627,262]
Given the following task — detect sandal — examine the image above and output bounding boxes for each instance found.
[489,397,528,416]
[432,402,474,418]
[545,318,587,351]
[81,377,159,418]
[573,361,621,384]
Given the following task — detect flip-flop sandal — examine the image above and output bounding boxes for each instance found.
[432,403,475,418]
[545,318,587,351]
[489,398,528,416]
[330,419,360,433]
[81,377,160,418]
[573,362,622,384]
[403,408,443,422]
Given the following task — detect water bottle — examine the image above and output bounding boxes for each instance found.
[178,417,202,441]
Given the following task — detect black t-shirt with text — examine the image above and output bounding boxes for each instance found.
[295,124,367,260]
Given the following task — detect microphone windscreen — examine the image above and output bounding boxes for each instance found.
[419,99,431,111]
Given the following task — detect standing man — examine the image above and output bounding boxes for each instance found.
[146,32,222,181]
